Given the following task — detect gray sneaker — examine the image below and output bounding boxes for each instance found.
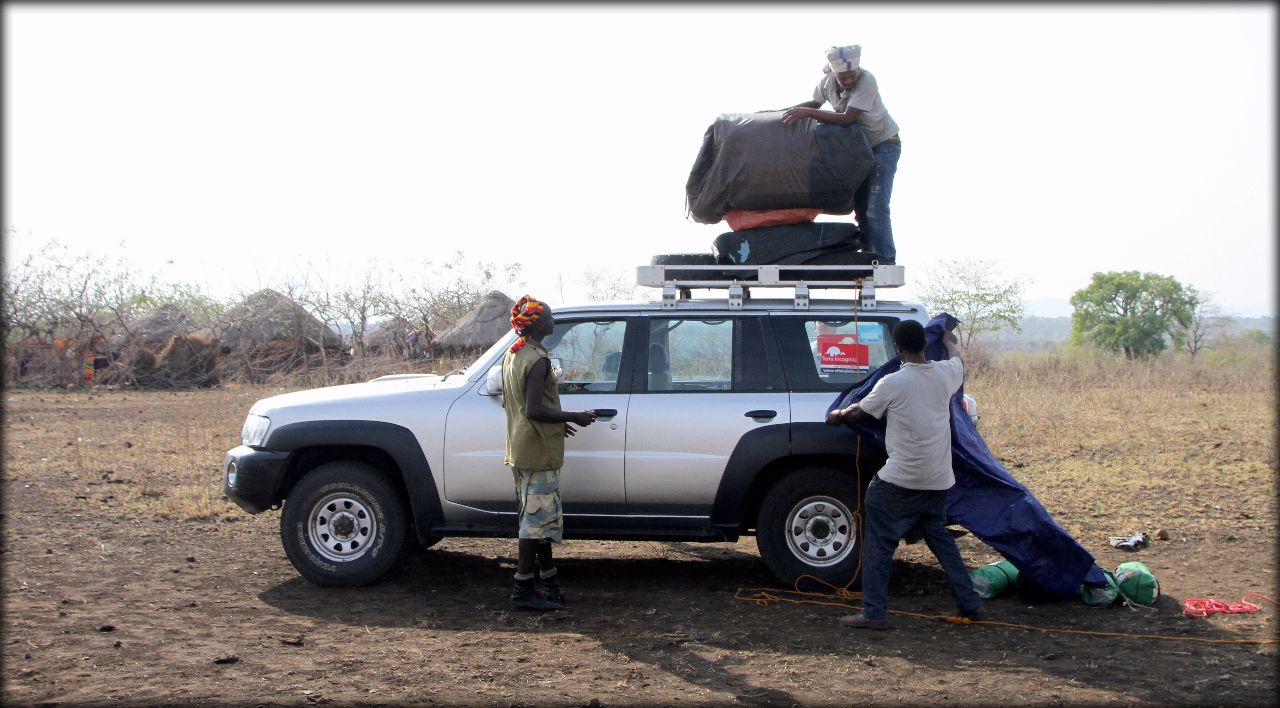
[839,612,889,630]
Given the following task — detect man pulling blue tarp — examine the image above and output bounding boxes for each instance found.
[828,312,1110,599]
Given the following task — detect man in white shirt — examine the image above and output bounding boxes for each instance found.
[782,44,901,264]
[826,319,984,629]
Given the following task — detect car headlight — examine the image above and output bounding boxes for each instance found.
[241,414,271,447]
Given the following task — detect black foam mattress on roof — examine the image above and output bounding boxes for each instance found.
[685,112,876,224]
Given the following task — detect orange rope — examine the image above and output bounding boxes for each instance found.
[1184,593,1279,619]
[734,583,1279,645]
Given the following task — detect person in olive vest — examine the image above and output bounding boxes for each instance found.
[502,295,597,611]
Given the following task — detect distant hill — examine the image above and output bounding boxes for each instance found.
[981,316,1275,353]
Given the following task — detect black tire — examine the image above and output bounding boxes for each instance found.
[756,468,863,587]
[280,461,409,587]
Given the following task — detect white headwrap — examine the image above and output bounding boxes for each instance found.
[826,44,861,73]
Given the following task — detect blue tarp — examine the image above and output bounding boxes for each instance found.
[828,312,1109,598]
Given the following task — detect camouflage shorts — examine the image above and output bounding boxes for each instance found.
[512,467,563,542]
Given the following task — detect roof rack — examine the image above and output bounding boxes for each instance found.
[636,263,905,311]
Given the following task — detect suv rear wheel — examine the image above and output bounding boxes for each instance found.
[280,461,408,587]
[756,468,862,587]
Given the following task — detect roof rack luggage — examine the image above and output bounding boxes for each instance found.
[635,262,905,311]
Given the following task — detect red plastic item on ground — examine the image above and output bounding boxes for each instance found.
[1183,593,1278,618]
[724,208,822,232]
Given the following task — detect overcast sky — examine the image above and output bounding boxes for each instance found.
[4,3,1275,317]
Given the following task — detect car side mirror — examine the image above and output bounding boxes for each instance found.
[481,364,503,396]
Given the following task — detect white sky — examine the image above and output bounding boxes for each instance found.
[4,3,1276,317]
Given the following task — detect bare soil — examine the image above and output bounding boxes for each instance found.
[2,384,1276,706]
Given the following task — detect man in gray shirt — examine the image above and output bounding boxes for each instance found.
[826,320,984,629]
[783,44,901,264]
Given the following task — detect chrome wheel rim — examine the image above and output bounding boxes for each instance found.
[785,495,855,567]
[308,492,376,563]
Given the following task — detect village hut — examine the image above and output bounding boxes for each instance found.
[89,304,221,388]
[431,291,515,355]
[111,332,221,388]
[107,303,199,354]
[366,317,432,358]
[220,289,344,353]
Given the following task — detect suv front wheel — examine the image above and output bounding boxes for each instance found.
[280,461,408,587]
[756,468,862,587]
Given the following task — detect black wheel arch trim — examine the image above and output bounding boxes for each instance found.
[710,422,883,529]
[265,420,443,544]
[710,424,790,527]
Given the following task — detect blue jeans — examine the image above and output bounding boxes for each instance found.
[859,475,981,620]
[853,139,901,263]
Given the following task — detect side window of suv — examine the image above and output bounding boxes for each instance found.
[774,316,897,391]
[646,318,773,392]
[543,319,628,394]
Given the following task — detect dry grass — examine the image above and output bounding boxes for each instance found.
[964,346,1276,547]
[10,389,256,521]
[3,353,483,522]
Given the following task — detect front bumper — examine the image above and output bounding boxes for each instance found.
[223,445,291,513]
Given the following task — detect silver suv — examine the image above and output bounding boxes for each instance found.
[224,267,966,588]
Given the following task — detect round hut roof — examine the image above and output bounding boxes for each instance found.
[433,291,516,353]
[109,304,198,352]
[221,289,343,351]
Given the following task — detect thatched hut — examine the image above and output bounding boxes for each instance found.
[107,304,199,354]
[432,291,515,355]
[366,317,432,358]
[215,290,344,382]
[220,289,343,352]
[114,332,221,388]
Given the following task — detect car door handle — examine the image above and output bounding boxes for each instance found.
[744,409,777,419]
[592,408,618,419]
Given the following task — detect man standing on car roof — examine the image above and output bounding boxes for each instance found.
[502,296,597,612]
[782,44,901,265]
[825,320,984,629]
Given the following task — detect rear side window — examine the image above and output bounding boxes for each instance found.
[774,316,898,391]
[543,319,628,394]
[645,317,773,392]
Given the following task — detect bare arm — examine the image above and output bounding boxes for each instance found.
[782,105,863,126]
[825,401,874,425]
[760,100,822,113]
[523,358,596,432]
[943,331,962,360]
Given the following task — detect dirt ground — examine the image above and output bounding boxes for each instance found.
[2,386,1277,706]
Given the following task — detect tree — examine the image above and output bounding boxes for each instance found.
[1240,329,1272,346]
[384,252,523,337]
[3,239,157,382]
[1070,271,1196,359]
[1182,288,1233,358]
[331,264,390,359]
[916,259,1026,348]
[579,267,637,302]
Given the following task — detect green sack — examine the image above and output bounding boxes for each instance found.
[1079,569,1120,607]
[1114,561,1160,606]
[969,560,1019,599]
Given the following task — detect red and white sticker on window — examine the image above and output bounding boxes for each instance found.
[817,334,870,374]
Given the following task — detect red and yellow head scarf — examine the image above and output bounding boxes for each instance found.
[509,295,547,353]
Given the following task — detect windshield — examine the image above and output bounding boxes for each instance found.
[463,330,517,381]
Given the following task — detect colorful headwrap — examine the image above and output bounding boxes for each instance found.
[509,295,547,353]
[827,44,861,73]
